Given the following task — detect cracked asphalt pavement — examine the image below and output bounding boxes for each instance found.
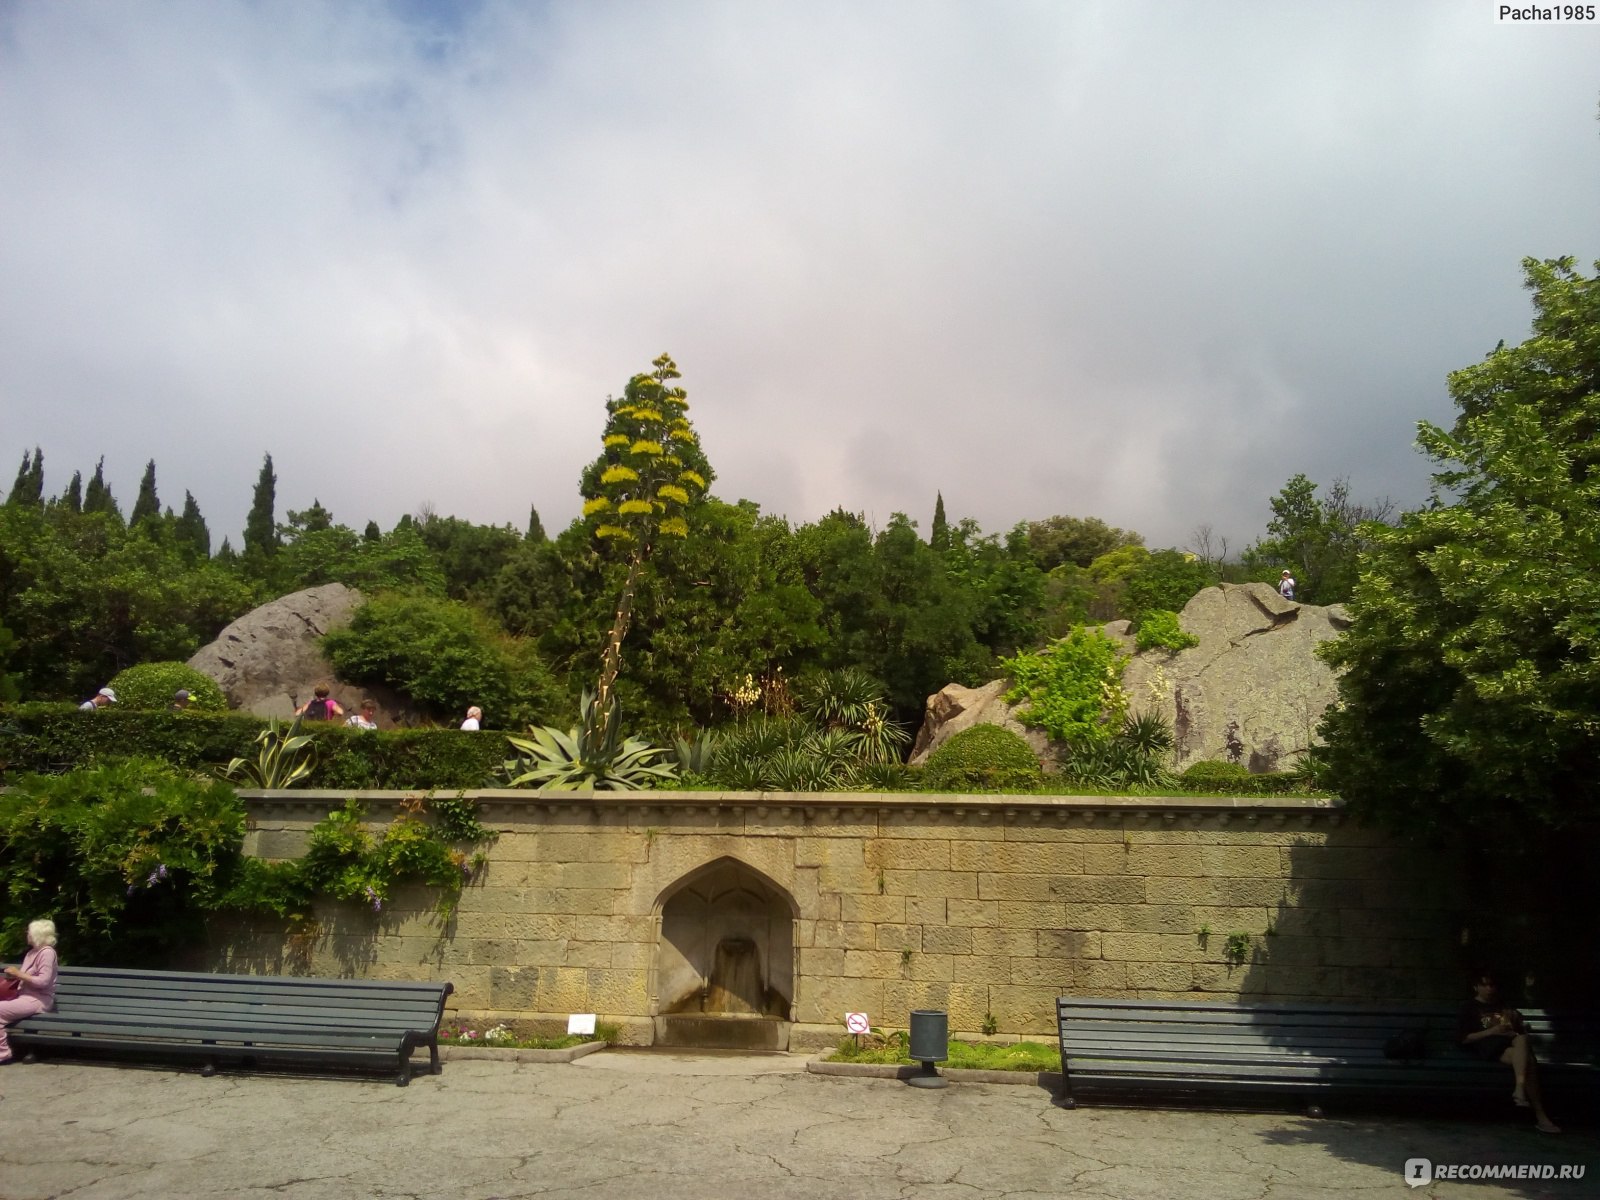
[1,1052,1595,1199]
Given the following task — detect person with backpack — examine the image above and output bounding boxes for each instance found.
[296,683,344,722]
[1278,570,1296,601]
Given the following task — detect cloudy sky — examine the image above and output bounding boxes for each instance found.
[2,2,1596,554]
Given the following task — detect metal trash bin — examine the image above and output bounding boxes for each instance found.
[907,1009,949,1088]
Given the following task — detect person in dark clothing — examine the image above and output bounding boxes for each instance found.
[1457,971,1559,1132]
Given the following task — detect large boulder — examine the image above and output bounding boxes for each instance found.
[910,583,1349,774]
[187,583,421,727]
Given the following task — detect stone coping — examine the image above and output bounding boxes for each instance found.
[437,1040,606,1064]
[806,1050,1064,1090]
[236,788,1343,821]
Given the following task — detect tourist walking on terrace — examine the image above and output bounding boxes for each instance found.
[346,698,379,730]
[0,919,59,1065]
[296,683,344,721]
[78,687,116,711]
[1458,970,1560,1133]
[460,706,482,731]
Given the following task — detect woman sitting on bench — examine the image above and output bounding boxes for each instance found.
[1,918,59,1065]
[1458,970,1559,1133]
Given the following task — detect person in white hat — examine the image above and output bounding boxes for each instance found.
[78,687,117,711]
[1277,570,1296,602]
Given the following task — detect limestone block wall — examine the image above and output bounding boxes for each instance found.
[210,791,1465,1049]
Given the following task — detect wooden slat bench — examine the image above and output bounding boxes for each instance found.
[11,967,453,1086]
[1056,997,1599,1114]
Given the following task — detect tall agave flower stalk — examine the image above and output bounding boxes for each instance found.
[582,353,709,745]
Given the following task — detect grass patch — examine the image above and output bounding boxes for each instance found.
[831,1035,1059,1072]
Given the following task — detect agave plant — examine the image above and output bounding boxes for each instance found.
[223,717,319,788]
[502,691,677,791]
[672,729,719,777]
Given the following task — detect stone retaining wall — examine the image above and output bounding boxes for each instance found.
[207,791,1464,1050]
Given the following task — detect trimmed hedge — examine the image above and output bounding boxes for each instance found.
[0,704,507,790]
[921,724,1043,793]
[1176,759,1306,795]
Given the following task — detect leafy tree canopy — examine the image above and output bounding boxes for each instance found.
[1320,256,1600,841]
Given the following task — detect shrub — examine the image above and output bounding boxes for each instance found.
[106,662,229,711]
[920,724,1042,793]
[0,759,248,962]
[1133,610,1199,654]
[1177,759,1306,795]
[1001,627,1128,745]
[323,592,561,728]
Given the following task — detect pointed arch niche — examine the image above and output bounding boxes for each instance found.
[651,857,797,1048]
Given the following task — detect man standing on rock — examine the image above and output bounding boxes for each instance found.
[1278,570,1296,601]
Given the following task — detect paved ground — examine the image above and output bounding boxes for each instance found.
[0,1051,1595,1199]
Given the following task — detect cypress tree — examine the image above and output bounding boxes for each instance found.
[61,470,83,513]
[83,457,122,521]
[24,448,44,506]
[6,450,31,506]
[526,504,547,543]
[131,459,161,527]
[216,537,237,564]
[176,490,211,559]
[244,453,279,557]
[930,492,949,551]
[363,520,381,543]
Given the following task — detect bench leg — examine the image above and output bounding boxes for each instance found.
[1306,1102,1325,1119]
[201,1059,217,1078]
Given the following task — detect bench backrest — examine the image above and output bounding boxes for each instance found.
[49,967,452,1031]
[1057,998,1599,1063]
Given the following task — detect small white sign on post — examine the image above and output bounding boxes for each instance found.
[844,1012,870,1035]
[568,1013,597,1036]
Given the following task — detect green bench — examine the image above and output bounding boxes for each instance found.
[1055,997,1599,1114]
[12,966,453,1086]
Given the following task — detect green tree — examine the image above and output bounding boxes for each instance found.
[1243,474,1393,605]
[414,513,523,602]
[1320,257,1600,840]
[363,520,381,543]
[1026,514,1143,571]
[930,492,949,551]
[174,491,210,560]
[1123,549,1216,622]
[580,353,712,742]
[244,453,279,560]
[324,592,560,728]
[6,448,43,508]
[131,459,161,527]
[526,504,546,543]
[82,456,121,522]
[59,470,83,514]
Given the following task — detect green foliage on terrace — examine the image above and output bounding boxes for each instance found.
[105,661,229,711]
[920,725,1042,793]
[0,760,492,961]
[1000,627,1129,746]
[323,591,562,730]
[0,705,505,790]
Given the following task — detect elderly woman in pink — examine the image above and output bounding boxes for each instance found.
[0,918,59,1064]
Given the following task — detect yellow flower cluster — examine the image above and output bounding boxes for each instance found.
[601,465,639,484]
[630,440,663,456]
[656,484,690,505]
[583,497,612,516]
[658,516,689,538]
[618,499,655,515]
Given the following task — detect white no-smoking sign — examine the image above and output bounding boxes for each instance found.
[844,1012,870,1034]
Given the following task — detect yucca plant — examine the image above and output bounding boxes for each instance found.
[502,690,677,791]
[222,717,319,788]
